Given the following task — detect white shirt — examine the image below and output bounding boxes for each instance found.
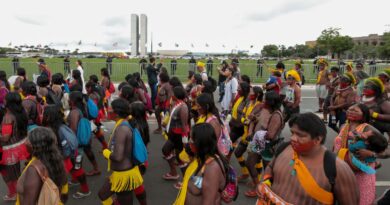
[200,71,208,82]
[221,77,238,111]
[77,66,86,94]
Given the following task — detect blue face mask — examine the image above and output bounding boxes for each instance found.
[349,140,376,163]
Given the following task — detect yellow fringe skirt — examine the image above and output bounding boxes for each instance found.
[109,166,143,192]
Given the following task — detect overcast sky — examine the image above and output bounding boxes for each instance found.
[0,0,389,53]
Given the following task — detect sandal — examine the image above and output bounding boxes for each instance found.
[72,191,91,199]
[153,128,162,134]
[162,173,180,180]
[237,174,249,183]
[244,190,257,198]
[174,182,183,189]
[3,194,16,201]
[85,169,101,176]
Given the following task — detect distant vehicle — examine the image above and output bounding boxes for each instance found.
[5,52,22,58]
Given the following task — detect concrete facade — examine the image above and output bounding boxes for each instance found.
[131,14,139,56]
[305,33,385,48]
[140,14,148,57]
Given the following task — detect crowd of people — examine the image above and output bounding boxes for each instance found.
[0,56,389,205]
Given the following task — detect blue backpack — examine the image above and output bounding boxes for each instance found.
[58,124,78,157]
[76,110,92,146]
[121,121,148,164]
[87,98,98,120]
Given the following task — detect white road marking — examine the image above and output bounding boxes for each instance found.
[376,181,390,186]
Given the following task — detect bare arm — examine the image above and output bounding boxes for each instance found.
[109,126,131,162]
[293,87,301,108]
[179,106,189,135]
[20,167,42,205]
[209,119,222,140]
[202,161,224,205]
[68,110,79,134]
[0,114,14,142]
[376,101,390,121]
[333,159,360,205]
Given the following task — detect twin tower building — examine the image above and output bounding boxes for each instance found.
[131,14,148,57]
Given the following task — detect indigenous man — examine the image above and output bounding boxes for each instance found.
[328,73,357,133]
[196,62,208,82]
[377,69,390,99]
[315,59,330,113]
[257,113,360,205]
[283,70,301,123]
[323,67,341,123]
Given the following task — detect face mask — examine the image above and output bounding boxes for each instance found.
[347,112,363,121]
[291,140,315,154]
[339,82,350,89]
[249,95,256,101]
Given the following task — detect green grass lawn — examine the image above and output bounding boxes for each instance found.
[0,58,387,84]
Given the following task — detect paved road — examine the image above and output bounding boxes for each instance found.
[1,88,389,204]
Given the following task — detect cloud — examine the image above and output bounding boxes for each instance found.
[15,15,45,26]
[247,0,326,21]
[102,17,128,27]
[101,36,130,50]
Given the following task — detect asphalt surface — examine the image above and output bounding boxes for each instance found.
[1,87,390,205]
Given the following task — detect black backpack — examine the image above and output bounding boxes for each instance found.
[46,87,62,107]
[273,141,337,204]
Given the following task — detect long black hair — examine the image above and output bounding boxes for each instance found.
[111,98,131,118]
[356,103,371,124]
[17,68,27,82]
[253,86,264,102]
[5,92,28,137]
[28,127,66,188]
[69,91,87,117]
[130,102,150,146]
[120,85,137,104]
[239,81,250,98]
[101,68,110,80]
[191,123,229,174]
[196,93,223,125]
[72,69,83,88]
[0,71,10,90]
[42,105,65,150]
[265,90,282,111]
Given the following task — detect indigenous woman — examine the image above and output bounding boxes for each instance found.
[16,127,67,205]
[162,87,189,181]
[67,91,91,199]
[99,98,144,205]
[21,81,41,130]
[154,72,172,134]
[245,91,284,197]
[234,86,263,184]
[69,69,83,92]
[189,74,203,123]
[173,123,228,205]
[334,103,387,205]
[0,72,9,124]
[0,92,29,201]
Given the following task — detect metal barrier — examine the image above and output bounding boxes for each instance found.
[0,61,389,83]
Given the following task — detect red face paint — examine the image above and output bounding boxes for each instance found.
[363,89,376,97]
[291,140,315,154]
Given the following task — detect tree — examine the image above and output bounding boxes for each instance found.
[317,27,340,57]
[379,32,390,59]
[331,35,354,59]
[261,44,278,57]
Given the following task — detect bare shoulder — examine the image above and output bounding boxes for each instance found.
[335,157,354,176]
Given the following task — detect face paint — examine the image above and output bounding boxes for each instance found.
[346,113,363,121]
[249,95,256,101]
[363,89,376,97]
[291,140,315,154]
[339,82,350,89]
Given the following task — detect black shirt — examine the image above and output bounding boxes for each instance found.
[147,63,158,85]
[218,67,227,83]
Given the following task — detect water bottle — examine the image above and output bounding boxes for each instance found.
[191,176,203,189]
[331,115,337,124]
[75,154,82,170]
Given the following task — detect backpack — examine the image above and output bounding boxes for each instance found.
[273,141,337,203]
[46,88,61,107]
[86,98,98,120]
[58,125,79,157]
[31,160,61,205]
[108,81,115,93]
[121,121,148,164]
[206,116,232,156]
[76,109,92,146]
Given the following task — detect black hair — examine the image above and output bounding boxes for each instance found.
[289,113,327,144]
[149,57,156,63]
[69,91,87,117]
[193,74,202,85]
[101,68,110,80]
[120,85,137,104]
[69,84,82,92]
[273,71,282,77]
[51,73,65,85]
[72,69,83,88]
[28,127,66,189]
[169,77,184,89]
[241,75,250,84]
[276,62,285,69]
[356,103,371,124]
[5,92,28,137]
[191,123,229,174]
[133,72,141,81]
[77,60,83,69]
[128,78,140,88]
[129,102,150,145]
[196,93,223,125]
[366,128,388,153]
[38,58,45,64]
[265,91,282,111]
[17,68,26,81]
[330,66,340,72]
[42,105,65,147]
[0,71,11,90]
[188,71,195,80]
[202,80,215,95]
[21,81,38,96]
[239,81,250,98]
[125,74,133,83]
[89,75,99,84]
[173,86,186,100]
[253,86,264,102]
[37,75,50,87]
[111,98,131,118]
[159,72,170,83]
[118,82,129,91]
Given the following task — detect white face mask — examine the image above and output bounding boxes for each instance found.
[361,96,375,103]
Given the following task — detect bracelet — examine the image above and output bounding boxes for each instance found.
[372,112,379,119]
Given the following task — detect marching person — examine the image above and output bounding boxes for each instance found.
[315,59,330,113]
[283,70,301,123]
